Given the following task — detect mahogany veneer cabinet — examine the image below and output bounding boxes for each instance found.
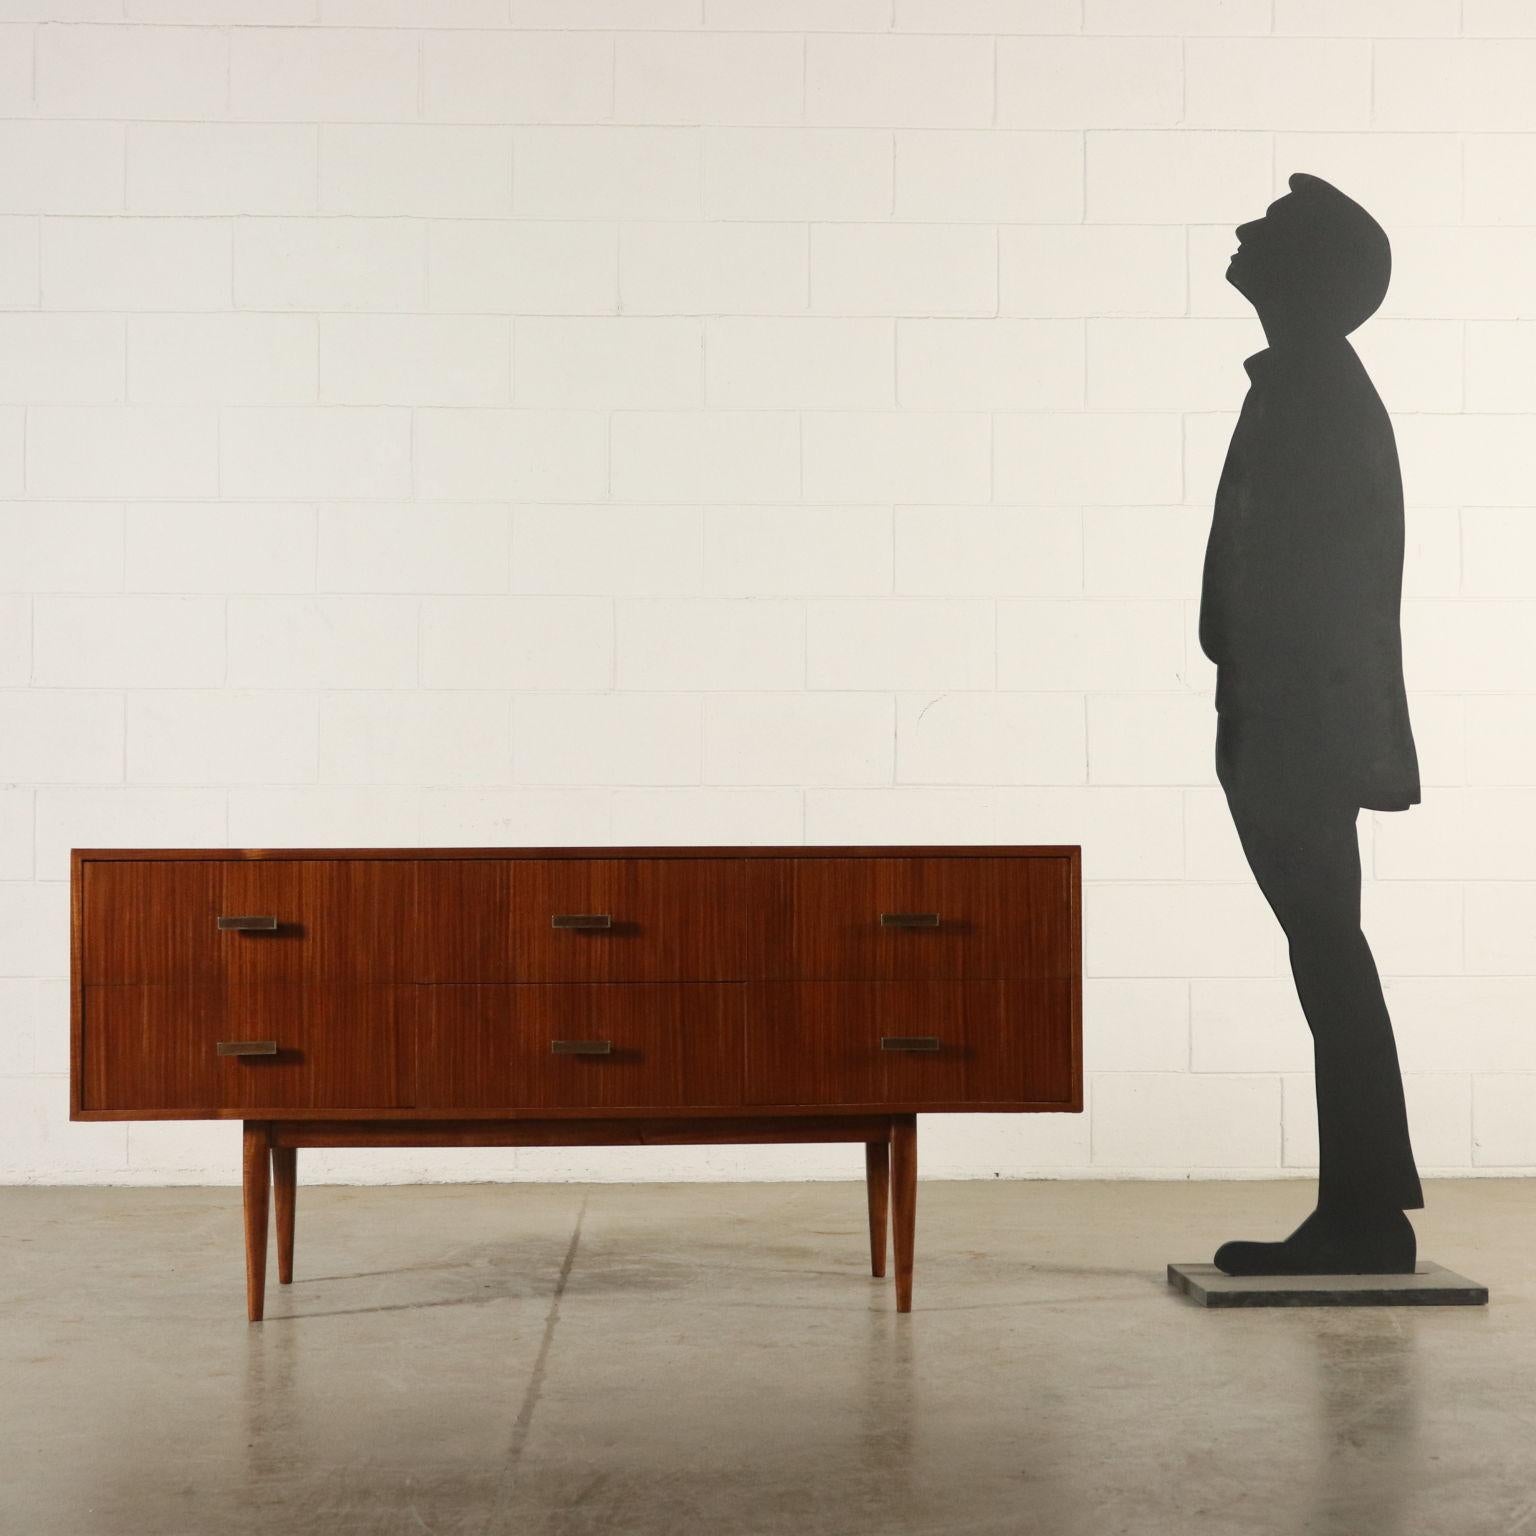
[71,845,1082,1320]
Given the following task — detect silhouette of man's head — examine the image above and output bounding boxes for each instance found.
[1227,173,1390,339]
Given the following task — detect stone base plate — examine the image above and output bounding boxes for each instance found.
[1168,1261,1488,1308]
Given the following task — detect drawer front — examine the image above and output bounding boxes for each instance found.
[416,984,745,1110]
[414,859,754,983]
[773,856,1074,981]
[80,859,416,985]
[744,980,1075,1107]
[81,984,413,1113]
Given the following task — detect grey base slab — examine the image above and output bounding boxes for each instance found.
[1168,1261,1489,1308]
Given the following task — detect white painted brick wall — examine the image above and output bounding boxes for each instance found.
[0,3,1531,1188]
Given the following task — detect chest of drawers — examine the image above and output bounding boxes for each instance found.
[72,845,1081,1319]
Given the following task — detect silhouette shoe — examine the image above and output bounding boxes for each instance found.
[1213,1207,1415,1277]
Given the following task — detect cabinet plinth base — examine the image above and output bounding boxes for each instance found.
[240,1113,920,1320]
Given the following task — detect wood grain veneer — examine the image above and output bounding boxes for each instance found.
[81,858,416,985]
[412,858,758,982]
[744,979,1075,1107]
[771,855,1074,981]
[416,983,746,1110]
[82,983,412,1112]
[72,845,1082,1319]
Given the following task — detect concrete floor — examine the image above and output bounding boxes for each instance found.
[0,1177,1526,1536]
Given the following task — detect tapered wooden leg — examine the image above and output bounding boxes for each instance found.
[271,1145,296,1286]
[890,1115,917,1314]
[864,1140,889,1278]
[242,1122,271,1323]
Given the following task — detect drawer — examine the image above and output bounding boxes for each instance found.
[414,859,755,983]
[80,984,413,1113]
[744,980,1075,1107]
[770,856,1074,981]
[79,859,416,985]
[416,984,745,1110]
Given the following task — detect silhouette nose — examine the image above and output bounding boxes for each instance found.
[1234,218,1263,243]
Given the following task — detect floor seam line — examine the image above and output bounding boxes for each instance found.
[482,1193,588,1533]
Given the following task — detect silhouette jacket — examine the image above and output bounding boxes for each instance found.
[1199,339,1420,811]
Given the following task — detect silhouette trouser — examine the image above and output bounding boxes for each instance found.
[1216,715,1424,1212]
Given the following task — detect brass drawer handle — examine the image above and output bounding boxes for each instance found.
[551,1040,613,1055]
[551,914,612,930]
[217,1040,278,1057]
[880,912,940,928]
[881,1036,941,1052]
[217,915,279,932]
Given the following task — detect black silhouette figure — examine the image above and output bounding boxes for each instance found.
[1201,173,1423,1276]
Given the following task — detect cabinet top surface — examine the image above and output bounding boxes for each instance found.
[72,845,1080,864]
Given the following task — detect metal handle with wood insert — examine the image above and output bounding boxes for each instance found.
[881,1036,941,1052]
[879,912,940,928]
[551,914,612,930]
[550,1040,613,1055]
[217,915,279,932]
[217,1040,278,1057]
